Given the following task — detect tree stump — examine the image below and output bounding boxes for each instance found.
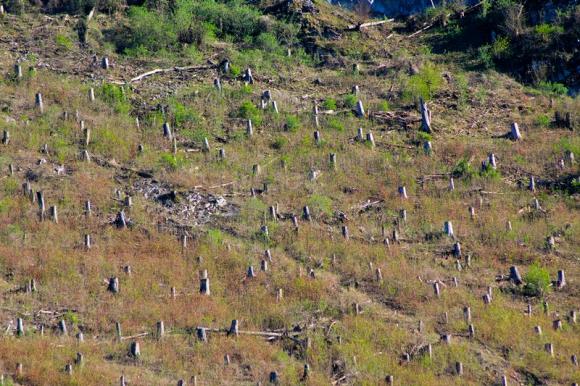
[59,319,67,335]
[1,130,9,145]
[423,141,432,155]
[455,362,463,376]
[544,342,554,357]
[398,186,408,199]
[101,57,109,70]
[556,270,566,289]
[314,130,321,145]
[510,122,522,140]
[129,341,140,358]
[35,93,44,113]
[247,266,256,278]
[88,88,95,102]
[443,221,454,237]
[163,122,172,140]
[509,266,523,285]
[228,319,239,336]
[16,318,24,337]
[108,277,119,294]
[355,100,365,118]
[419,98,431,133]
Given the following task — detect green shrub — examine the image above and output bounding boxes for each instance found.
[534,23,564,40]
[477,45,494,69]
[285,115,300,132]
[271,136,287,150]
[479,163,501,180]
[523,264,551,296]
[181,128,209,143]
[255,32,280,52]
[99,83,131,114]
[403,62,443,101]
[322,98,337,110]
[171,101,200,127]
[307,194,333,216]
[491,36,510,59]
[238,100,262,125]
[55,34,74,50]
[535,114,550,127]
[537,81,568,96]
[159,153,187,170]
[452,159,475,179]
[327,117,345,132]
[343,94,358,109]
[376,100,390,112]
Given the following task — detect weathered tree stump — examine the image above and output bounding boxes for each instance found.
[455,362,463,376]
[37,191,45,221]
[544,342,554,357]
[441,334,451,344]
[272,101,279,114]
[156,321,165,338]
[214,78,222,92]
[419,98,431,133]
[84,234,91,250]
[101,57,109,70]
[341,225,349,240]
[200,275,210,295]
[35,93,44,113]
[1,130,9,145]
[246,119,253,137]
[510,122,522,140]
[529,176,536,192]
[314,130,321,145]
[129,341,140,358]
[196,327,207,342]
[355,100,365,118]
[463,306,471,323]
[76,352,84,366]
[247,266,256,278]
[16,318,24,337]
[261,259,268,272]
[509,266,523,285]
[218,148,226,159]
[468,324,475,338]
[88,88,95,102]
[556,270,566,289]
[49,206,58,223]
[453,242,461,258]
[443,221,454,237]
[398,186,408,199]
[302,206,311,221]
[482,294,491,305]
[329,153,337,169]
[108,277,119,294]
[553,319,562,330]
[163,122,172,140]
[228,319,239,337]
[244,68,254,84]
[14,63,22,79]
[120,375,127,386]
[64,363,73,375]
[115,321,122,340]
[59,319,67,335]
[433,282,441,298]
[423,141,432,155]
[366,132,375,147]
[352,85,360,95]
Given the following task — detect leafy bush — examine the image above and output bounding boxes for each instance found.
[238,100,262,126]
[343,94,358,109]
[99,83,131,114]
[55,34,74,50]
[271,136,287,150]
[159,153,187,170]
[255,32,281,53]
[534,23,564,40]
[327,117,345,132]
[403,62,443,101]
[285,115,300,132]
[322,98,337,110]
[535,114,550,127]
[523,264,551,296]
[479,163,501,180]
[307,194,333,216]
[376,100,390,112]
[537,81,568,96]
[452,159,475,179]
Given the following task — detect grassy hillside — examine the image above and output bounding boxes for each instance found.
[0,0,578,385]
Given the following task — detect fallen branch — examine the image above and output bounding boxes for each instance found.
[128,64,216,83]
[346,19,394,31]
[120,332,149,341]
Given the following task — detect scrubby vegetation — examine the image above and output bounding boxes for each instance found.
[0,0,578,384]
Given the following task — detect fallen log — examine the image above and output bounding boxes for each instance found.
[129,64,216,83]
[346,19,394,31]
